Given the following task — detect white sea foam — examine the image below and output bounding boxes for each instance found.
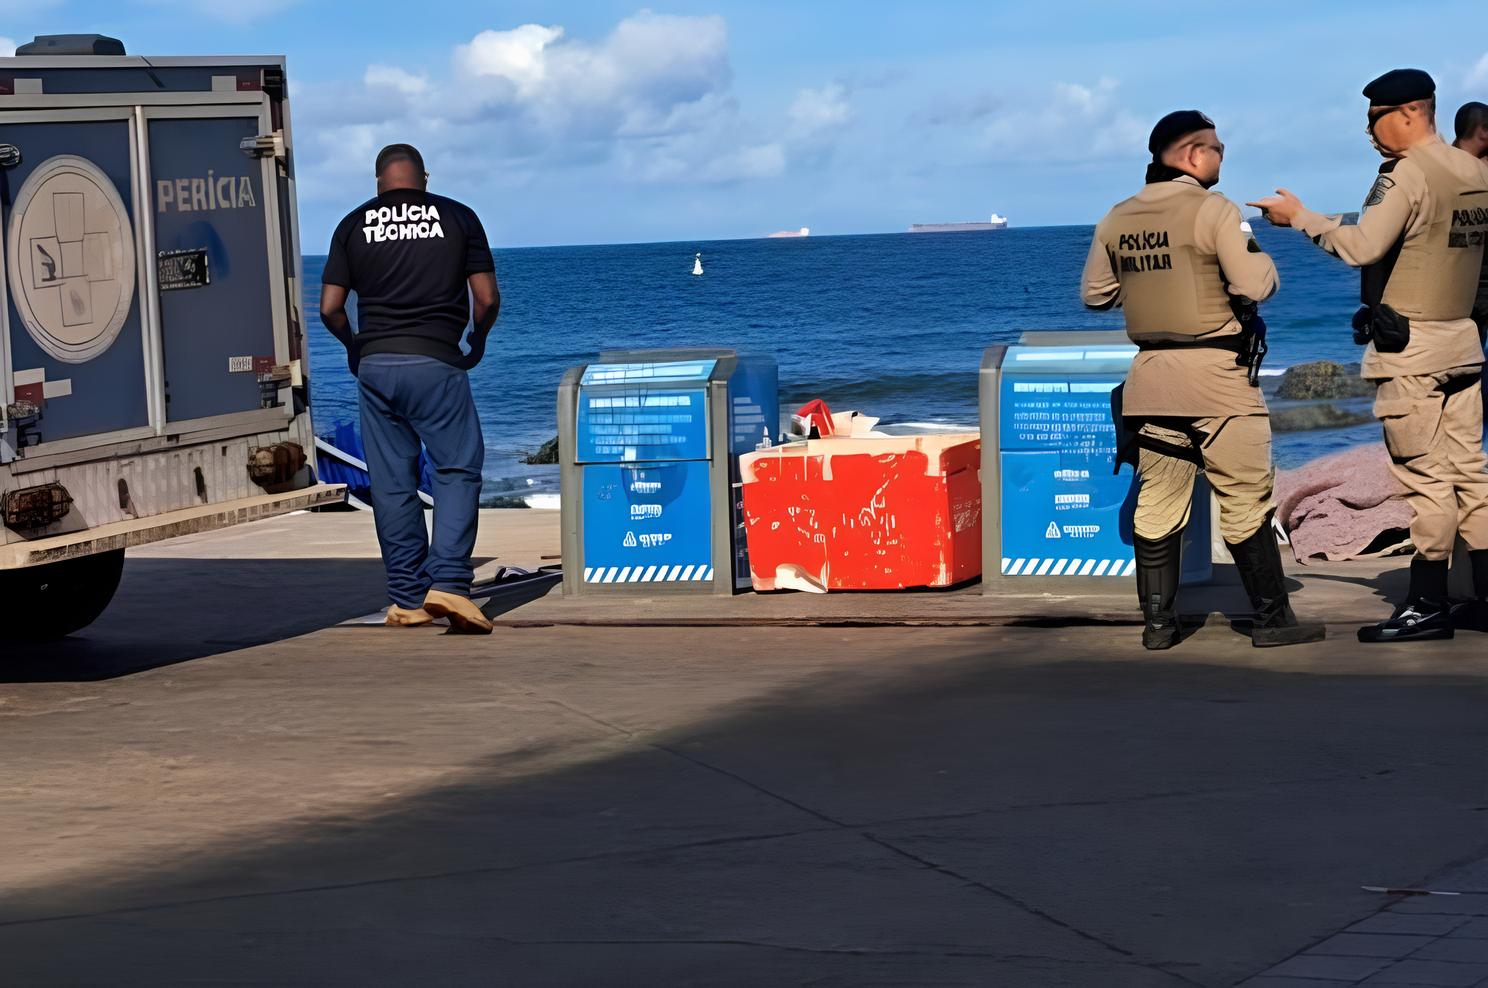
[523,493,562,510]
[877,421,979,434]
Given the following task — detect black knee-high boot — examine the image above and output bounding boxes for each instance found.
[1225,513,1326,647]
[1135,530,1183,650]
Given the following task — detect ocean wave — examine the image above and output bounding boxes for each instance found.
[877,421,980,434]
[782,370,975,405]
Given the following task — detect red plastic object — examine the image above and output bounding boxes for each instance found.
[791,398,836,438]
[740,434,982,591]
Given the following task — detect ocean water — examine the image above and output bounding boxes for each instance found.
[301,222,1384,500]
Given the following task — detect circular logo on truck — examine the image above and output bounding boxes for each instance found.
[5,155,136,364]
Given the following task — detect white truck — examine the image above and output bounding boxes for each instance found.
[1,35,342,641]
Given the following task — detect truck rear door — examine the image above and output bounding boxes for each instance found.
[1,109,152,449]
[1,77,293,459]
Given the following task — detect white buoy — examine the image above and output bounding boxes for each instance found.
[692,252,703,276]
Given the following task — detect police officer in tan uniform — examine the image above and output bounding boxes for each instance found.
[1453,102,1488,340]
[1083,111,1326,650]
[1254,69,1488,642]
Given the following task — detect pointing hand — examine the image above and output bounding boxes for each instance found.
[1246,189,1304,228]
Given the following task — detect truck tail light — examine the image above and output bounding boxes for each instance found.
[3,482,73,530]
[248,442,307,493]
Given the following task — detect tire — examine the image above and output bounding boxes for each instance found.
[2,549,126,642]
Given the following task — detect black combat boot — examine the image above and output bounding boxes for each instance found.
[1135,530,1183,650]
[1357,557,1454,643]
[1226,514,1326,647]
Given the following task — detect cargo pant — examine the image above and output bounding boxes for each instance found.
[1133,415,1274,545]
[1373,365,1488,561]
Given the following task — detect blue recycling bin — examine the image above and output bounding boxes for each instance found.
[980,331,1217,590]
[558,349,778,596]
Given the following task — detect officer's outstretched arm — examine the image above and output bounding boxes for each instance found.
[1080,228,1120,310]
[1289,166,1420,268]
[1209,200,1278,302]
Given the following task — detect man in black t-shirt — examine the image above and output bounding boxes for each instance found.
[320,144,499,633]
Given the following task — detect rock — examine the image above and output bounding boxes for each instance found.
[1275,444,1413,563]
[1275,361,1375,401]
[480,496,531,509]
[523,436,559,465]
[1269,403,1375,433]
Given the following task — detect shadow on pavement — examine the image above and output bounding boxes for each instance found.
[1295,564,1410,610]
[478,571,562,618]
[2,557,391,683]
[3,631,1488,985]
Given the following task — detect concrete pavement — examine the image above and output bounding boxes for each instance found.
[5,510,1488,986]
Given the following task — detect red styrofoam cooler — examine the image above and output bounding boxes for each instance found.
[739,434,982,591]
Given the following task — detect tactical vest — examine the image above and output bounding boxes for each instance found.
[1365,147,1488,320]
[1104,185,1236,343]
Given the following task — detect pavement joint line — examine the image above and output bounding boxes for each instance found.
[490,683,1186,973]
[507,686,639,741]
[384,930,1159,965]
[847,771,1372,831]
[651,742,1206,985]
[850,830,1208,988]
[0,825,839,931]
[1246,833,1488,984]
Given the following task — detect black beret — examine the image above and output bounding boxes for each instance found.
[1362,68,1435,106]
[1148,110,1215,157]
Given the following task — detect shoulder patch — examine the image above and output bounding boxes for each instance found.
[1364,175,1396,208]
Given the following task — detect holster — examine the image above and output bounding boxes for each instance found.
[1112,384,1137,474]
[1111,395,1204,476]
[1353,303,1411,353]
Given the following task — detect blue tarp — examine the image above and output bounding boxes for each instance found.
[316,420,434,505]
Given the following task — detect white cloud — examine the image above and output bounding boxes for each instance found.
[364,65,430,98]
[981,78,1146,162]
[1467,53,1488,90]
[788,82,853,137]
[295,12,785,208]
[455,24,564,100]
[450,13,730,137]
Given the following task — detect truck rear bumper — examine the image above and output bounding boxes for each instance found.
[0,483,346,569]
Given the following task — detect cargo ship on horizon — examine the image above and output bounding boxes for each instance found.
[909,212,1008,233]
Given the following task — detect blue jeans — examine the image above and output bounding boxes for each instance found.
[357,354,484,608]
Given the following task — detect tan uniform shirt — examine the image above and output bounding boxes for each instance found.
[1292,137,1488,379]
[1082,176,1277,416]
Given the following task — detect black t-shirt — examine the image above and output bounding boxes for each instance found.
[321,189,494,365]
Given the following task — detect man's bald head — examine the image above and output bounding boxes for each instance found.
[375,143,427,193]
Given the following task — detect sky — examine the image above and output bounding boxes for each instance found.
[4,1,1488,248]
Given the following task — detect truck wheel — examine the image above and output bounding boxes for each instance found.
[4,549,126,642]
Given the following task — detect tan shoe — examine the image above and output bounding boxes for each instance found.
[422,589,494,635]
[386,604,435,627]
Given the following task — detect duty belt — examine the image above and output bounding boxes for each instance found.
[1135,336,1246,353]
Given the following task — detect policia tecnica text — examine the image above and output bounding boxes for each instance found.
[1084,68,1488,649]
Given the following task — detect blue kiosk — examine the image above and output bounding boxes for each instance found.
[558,349,778,596]
[980,331,1220,590]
